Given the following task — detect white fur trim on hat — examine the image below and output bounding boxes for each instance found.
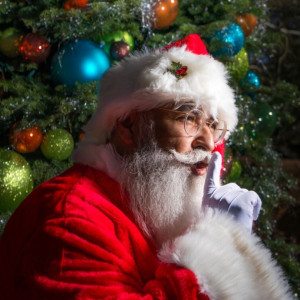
[83,45,238,145]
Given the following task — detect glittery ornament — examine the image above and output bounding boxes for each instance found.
[227,160,242,182]
[235,13,257,37]
[63,0,87,10]
[0,149,34,212]
[0,27,23,58]
[248,102,277,139]
[240,70,260,90]
[51,40,110,86]
[110,41,130,61]
[9,124,43,153]
[150,0,179,29]
[40,128,74,161]
[225,47,249,82]
[209,24,245,57]
[95,31,134,59]
[19,33,51,64]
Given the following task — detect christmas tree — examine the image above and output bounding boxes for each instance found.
[0,0,299,296]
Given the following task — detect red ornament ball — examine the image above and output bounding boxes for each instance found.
[63,0,88,10]
[9,124,43,153]
[150,0,179,30]
[110,41,130,61]
[19,33,51,63]
[235,13,257,37]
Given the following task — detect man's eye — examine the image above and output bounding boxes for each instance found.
[186,115,196,121]
[176,114,187,121]
[207,121,217,130]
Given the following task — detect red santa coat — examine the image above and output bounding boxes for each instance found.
[0,164,210,299]
[0,140,293,299]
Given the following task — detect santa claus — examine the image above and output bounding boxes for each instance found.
[0,34,292,299]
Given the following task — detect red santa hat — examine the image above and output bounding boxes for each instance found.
[83,34,237,153]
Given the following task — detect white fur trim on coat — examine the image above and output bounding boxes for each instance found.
[159,209,293,300]
[83,45,237,145]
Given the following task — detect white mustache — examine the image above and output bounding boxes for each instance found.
[169,149,212,165]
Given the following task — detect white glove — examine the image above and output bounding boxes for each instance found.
[202,152,262,233]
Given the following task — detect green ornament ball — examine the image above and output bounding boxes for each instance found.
[227,160,242,182]
[94,31,134,59]
[225,47,249,82]
[41,129,74,161]
[0,27,23,58]
[248,102,277,139]
[0,149,34,212]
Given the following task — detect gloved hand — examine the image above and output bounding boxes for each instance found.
[202,152,262,233]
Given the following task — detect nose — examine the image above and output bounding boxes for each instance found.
[191,125,214,152]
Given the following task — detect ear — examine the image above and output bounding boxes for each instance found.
[115,113,137,145]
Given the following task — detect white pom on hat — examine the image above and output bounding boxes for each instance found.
[82,34,238,145]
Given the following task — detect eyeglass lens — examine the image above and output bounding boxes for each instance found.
[184,110,226,144]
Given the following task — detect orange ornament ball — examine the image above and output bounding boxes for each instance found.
[9,125,43,153]
[63,0,88,10]
[151,0,179,30]
[235,13,257,37]
[78,131,85,141]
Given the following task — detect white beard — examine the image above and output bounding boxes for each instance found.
[119,142,211,246]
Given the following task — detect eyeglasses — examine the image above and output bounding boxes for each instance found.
[156,107,228,145]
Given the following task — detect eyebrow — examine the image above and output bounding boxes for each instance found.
[176,106,217,122]
[174,104,196,111]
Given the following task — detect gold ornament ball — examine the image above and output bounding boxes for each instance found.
[40,128,74,161]
[150,0,179,30]
[0,149,34,212]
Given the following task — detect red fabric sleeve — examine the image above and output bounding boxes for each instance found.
[0,165,210,300]
[213,139,225,177]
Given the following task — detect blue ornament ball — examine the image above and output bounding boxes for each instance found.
[241,71,260,89]
[210,24,245,57]
[51,40,110,86]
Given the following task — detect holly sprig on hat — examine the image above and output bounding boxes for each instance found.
[166,61,188,80]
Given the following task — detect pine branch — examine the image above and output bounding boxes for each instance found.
[265,21,300,36]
